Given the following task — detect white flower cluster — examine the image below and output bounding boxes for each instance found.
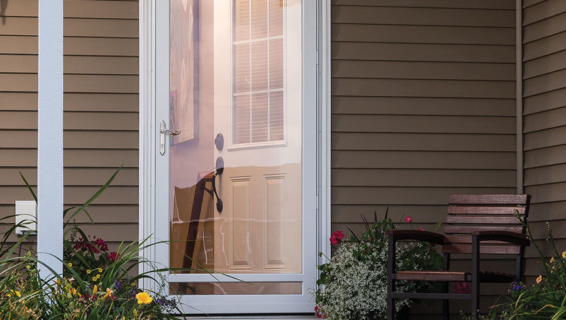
[317,241,435,320]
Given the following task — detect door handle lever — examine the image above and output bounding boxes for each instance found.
[212,166,224,213]
[159,120,181,155]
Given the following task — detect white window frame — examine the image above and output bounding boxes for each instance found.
[138,0,332,314]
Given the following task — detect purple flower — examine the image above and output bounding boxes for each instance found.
[115,281,122,291]
[511,282,522,291]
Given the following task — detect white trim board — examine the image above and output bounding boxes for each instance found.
[37,0,64,280]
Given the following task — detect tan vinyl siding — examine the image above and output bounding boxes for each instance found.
[523,0,566,290]
[0,0,139,244]
[331,0,516,317]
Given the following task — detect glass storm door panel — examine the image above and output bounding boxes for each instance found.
[154,0,317,314]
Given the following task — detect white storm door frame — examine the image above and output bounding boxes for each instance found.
[141,0,320,314]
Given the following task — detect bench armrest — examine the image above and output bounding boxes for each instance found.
[386,230,444,245]
[472,231,530,247]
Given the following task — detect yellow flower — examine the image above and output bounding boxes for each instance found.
[86,269,91,274]
[136,292,153,305]
[98,268,103,273]
[92,277,97,282]
[551,257,556,263]
[7,291,21,298]
[103,288,114,299]
[536,275,543,284]
[67,263,72,267]
[93,285,98,295]
[562,251,566,259]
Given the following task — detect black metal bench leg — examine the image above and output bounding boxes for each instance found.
[387,294,394,320]
[443,288,450,320]
[472,236,480,319]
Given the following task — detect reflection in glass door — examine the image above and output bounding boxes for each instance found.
[155,0,316,313]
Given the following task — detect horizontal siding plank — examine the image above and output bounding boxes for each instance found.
[0,17,138,38]
[332,151,516,170]
[525,182,566,204]
[524,50,566,79]
[0,55,36,73]
[529,201,566,221]
[65,56,138,75]
[332,187,515,205]
[65,38,139,56]
[65,75,138,93]
[524,0,566,26]
[0,186,138,205]
[524,107,566,133]
[524,87,566,115]
[0,37,139,57]
[0,36,37,54]
[0,112,138,130]
[0,149,138,168]
[0,74,37,92]
[0,55,138,74]
[332,133,516,152]
[0,168,138,186]
[332,169,516,187]
[0,131,138,149]
[332,60,515,81]
[0,93,138,112]
[332,115,515,134]
[0,204,138,224]
[332,6,515,27]
[332,79,515,99]
[64,1,139,19]
[525,163,566,186]
[524,32,566,61]
[524,126,566,150]
[524,0,547,9]
[0,74,139,93]
[331,0,515,9]
[1,1,138,19]
[523,68,566,97]
[332,24,515,45]
[523,13,566,43]
[524,145,566,168]
[333,43,515,63]
[331,205,448,224]
[332,97,515,116]
[64,93,138,112]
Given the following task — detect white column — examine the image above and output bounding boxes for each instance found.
[37,0,64,280]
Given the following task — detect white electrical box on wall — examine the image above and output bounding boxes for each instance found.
[15,201,37,235]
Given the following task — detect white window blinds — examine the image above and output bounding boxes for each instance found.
[234,0,285,144]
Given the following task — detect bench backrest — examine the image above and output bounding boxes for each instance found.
[442,194,531,255]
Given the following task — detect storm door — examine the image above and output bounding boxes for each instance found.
[153,0,317,314]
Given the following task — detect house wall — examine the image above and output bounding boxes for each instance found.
[0,0,139,247]
[522,0,566,286]
[330,0,517,317]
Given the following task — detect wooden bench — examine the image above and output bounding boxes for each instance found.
[386,194,531,320]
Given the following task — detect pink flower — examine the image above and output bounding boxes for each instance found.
[454,282,472,294]
[107,252,120,262]
[330,236,338,245]
[333,230,344,240]
[418,227,425,231]
[405,216,412,223]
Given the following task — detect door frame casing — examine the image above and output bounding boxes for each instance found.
[138,0,332,313]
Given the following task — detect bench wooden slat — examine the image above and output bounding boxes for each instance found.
[445,225,523,234]
[447,206,526,215]
[442,244,521,255]
[449,194,529,205]
[446,216,524,225]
